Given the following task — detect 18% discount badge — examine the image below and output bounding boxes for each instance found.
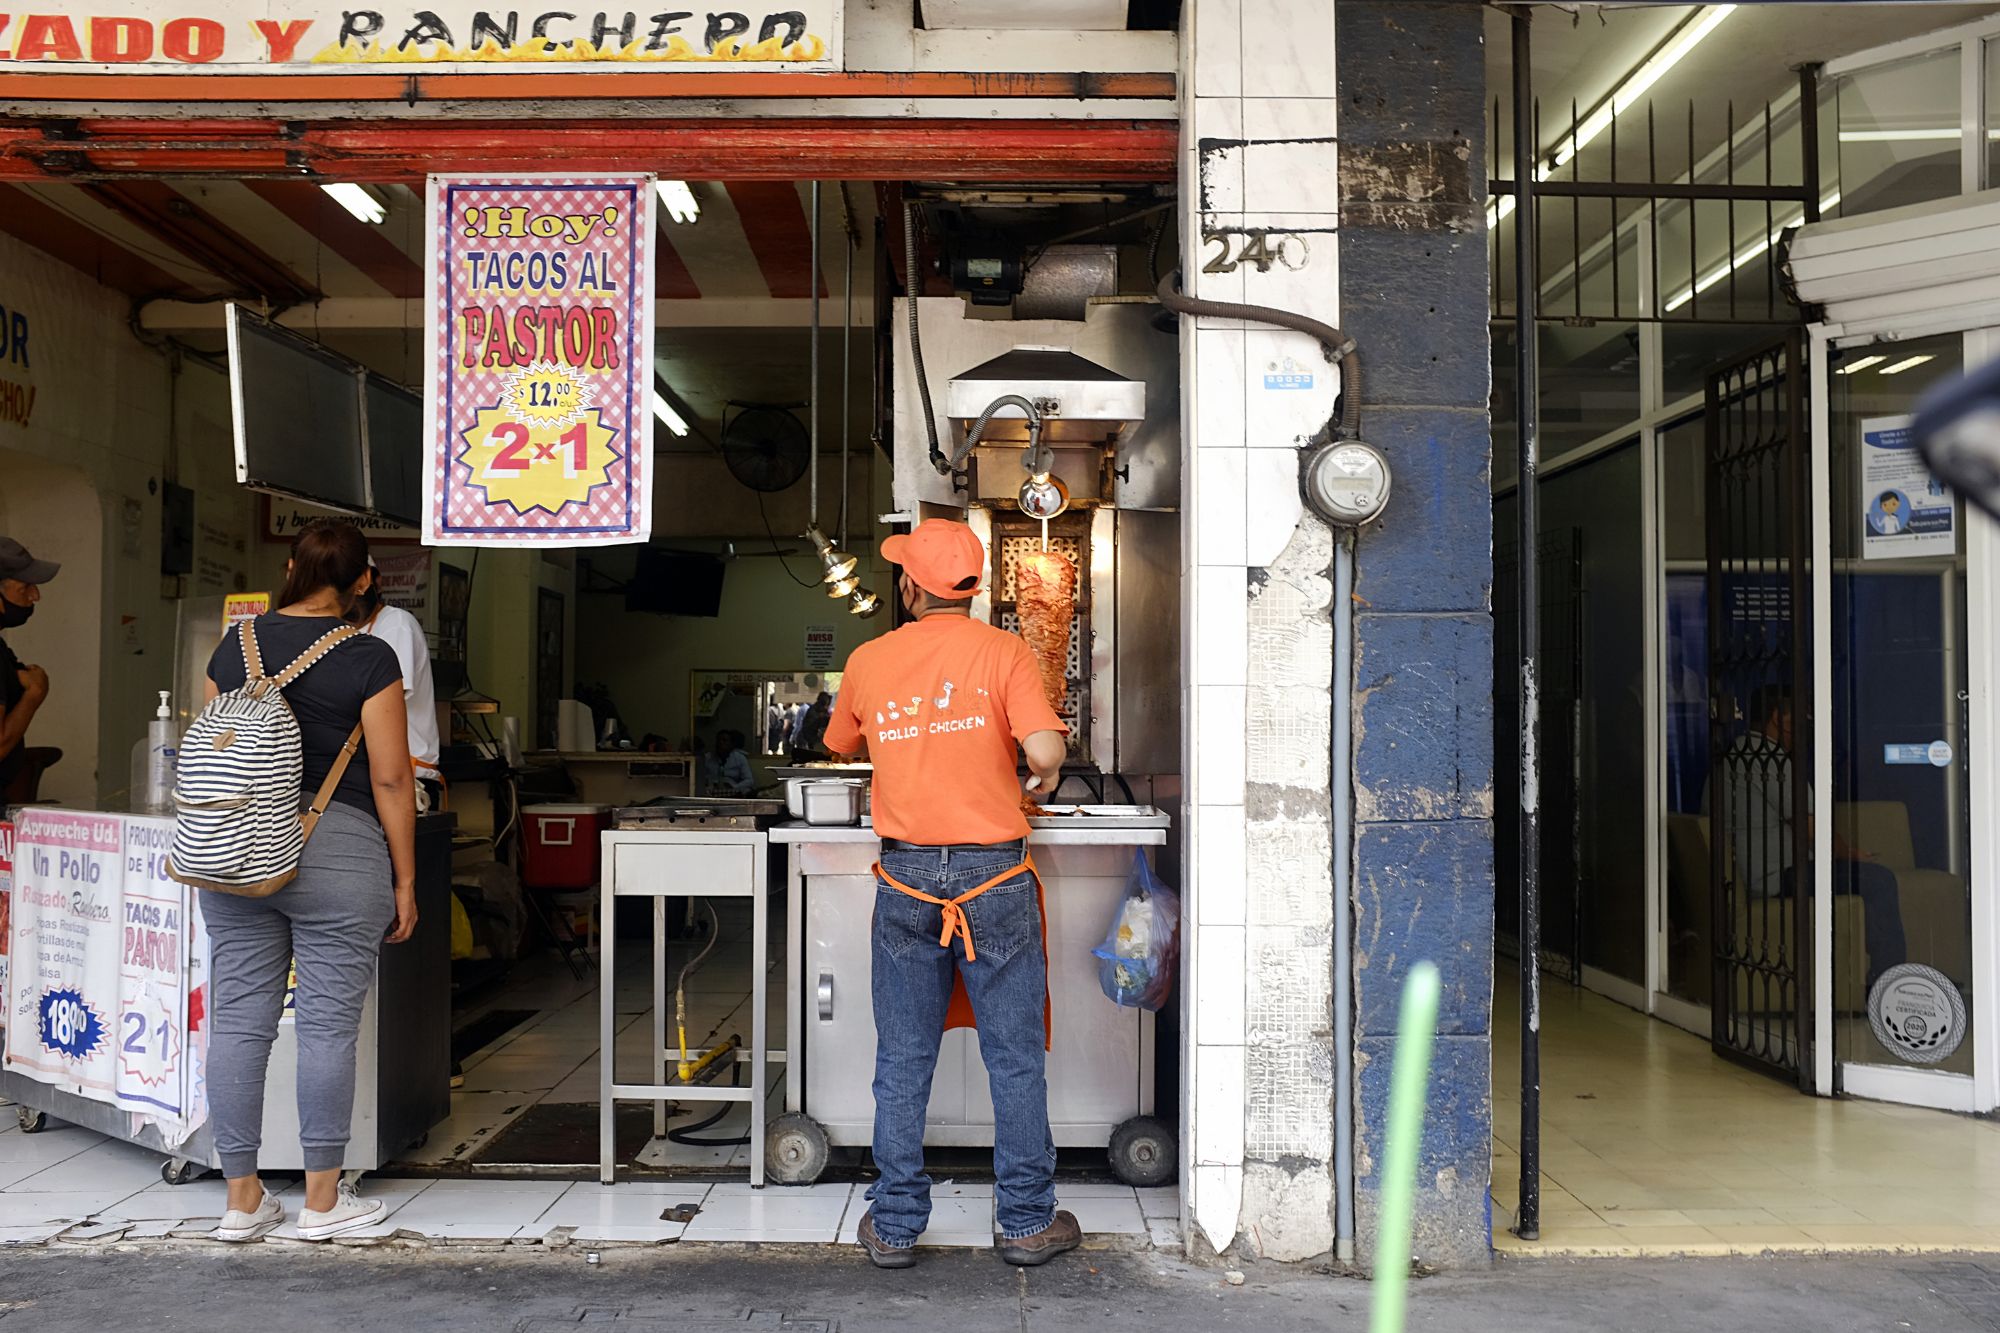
[459,362,622,515]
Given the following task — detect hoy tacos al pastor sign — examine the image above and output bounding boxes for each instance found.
[0,2,839,70]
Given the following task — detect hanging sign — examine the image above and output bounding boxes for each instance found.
[424,176,654,547]
[373,548,434,621]
[0,4,840,72]
[1861,415,1956,561]
[117,817,191,1122]
[3,810,125,1102]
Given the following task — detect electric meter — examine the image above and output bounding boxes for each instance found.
[1303,440,1392,527]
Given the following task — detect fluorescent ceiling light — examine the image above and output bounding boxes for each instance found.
[321,183,386,225]
[1837,355,1886,375]
[652,388,690,436]
[1489,4,1738,229]
[1877,355,1935,376]
[1662,189,1840,313]
[656,180,700,224]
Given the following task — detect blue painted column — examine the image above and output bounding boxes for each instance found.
[1338,0,1496,1269]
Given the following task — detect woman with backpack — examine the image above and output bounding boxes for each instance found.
[194,520,417,1242]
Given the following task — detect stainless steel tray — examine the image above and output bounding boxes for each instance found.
[1026,804,1170,828]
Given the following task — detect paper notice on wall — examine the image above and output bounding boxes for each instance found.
[373,548,433,621]
[804,624,837,670]
[116,817,190,1123]
[222,593,270,630]
[3,811,125,1102]
[1862,415,1956,560]
[180,889,212,1146]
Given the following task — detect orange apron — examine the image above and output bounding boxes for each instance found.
[873,853,1054,1051]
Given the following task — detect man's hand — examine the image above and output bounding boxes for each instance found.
[1021,729,1065,802]
[17,665,47,703]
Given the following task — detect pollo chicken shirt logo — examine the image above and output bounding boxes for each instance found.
[873,680,992,745]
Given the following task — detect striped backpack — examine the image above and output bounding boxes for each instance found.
[167,621,364,897]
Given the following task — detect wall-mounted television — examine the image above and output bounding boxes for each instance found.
[226,304,420,524]
[626,548,727,618]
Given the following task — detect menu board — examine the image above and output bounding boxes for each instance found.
[117,818,191,1120]
[4,811,125,1099]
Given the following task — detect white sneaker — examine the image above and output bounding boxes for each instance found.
[215,1190,285,1243]
[296,1181,386,1241]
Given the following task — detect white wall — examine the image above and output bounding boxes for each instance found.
[0,231,261,806]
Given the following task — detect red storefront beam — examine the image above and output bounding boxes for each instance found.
[0,118,1178,183]
[0,69,1173,105]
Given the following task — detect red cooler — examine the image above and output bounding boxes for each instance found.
[521,804,611,890]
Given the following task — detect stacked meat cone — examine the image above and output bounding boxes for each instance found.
[1015,549,1076,715]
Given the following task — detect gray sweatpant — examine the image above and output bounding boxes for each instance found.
[200,801,393,1178]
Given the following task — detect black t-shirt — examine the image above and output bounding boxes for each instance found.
[0,634,22,789]
[206,614,403,815]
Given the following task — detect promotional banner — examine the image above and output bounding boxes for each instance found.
[0,822,12,1034]
[116,818,191,1122]
[1861,415,1956,561]
[424,176,654,547]
[4,810,125,1101]
[373,548,435,624]
[0,4,840,71]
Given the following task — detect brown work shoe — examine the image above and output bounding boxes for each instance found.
[998,1209,1082,1266]
[857,1210,918,1269]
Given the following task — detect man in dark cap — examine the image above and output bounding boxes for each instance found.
[0,537,57,794]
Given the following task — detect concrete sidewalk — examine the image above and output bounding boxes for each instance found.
[0,1245,1988,1331]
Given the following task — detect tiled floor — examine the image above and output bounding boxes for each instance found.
[0,913,1172,1251]
[0,1116,1159,1249]
[1493,975,2000,1256]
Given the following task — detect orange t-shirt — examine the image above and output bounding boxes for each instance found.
[823,614,1066,847]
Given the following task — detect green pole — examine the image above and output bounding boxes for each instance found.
[1369,960,1441,1333]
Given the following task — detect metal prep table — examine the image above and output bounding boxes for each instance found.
[767,807,1170,1185]
[598,801,783,1186]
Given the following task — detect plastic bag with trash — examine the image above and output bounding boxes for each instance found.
[1091,849,1180,1011]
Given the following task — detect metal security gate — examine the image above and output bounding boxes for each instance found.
[1704,335,1811,1084]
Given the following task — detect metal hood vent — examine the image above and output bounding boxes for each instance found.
[944,346,1147,446]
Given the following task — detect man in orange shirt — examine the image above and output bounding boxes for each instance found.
[823,518,1077,1269]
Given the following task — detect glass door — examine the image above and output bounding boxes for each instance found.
[1825,331,1976,1103]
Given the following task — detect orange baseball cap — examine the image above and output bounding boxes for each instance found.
[881,518,986,600]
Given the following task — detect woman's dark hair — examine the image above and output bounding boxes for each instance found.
[348,564,385,626]
[280,520,371,612]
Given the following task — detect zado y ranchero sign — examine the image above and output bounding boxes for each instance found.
[0,1,840,71]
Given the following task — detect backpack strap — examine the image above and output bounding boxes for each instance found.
[300,722,366,844]
[270,625,361,690]
[238,621,268,683]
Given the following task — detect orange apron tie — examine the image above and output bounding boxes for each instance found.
[874,853,1054,1051]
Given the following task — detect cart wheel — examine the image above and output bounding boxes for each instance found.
[161,1158,199,1186]
[1108,1115,1176,1189]
[16,1107,48,1134]
[765,1112,831,1186]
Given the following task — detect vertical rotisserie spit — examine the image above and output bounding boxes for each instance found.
[1015,549,1077,716]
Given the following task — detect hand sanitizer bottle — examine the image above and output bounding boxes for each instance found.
[130,690,177,814]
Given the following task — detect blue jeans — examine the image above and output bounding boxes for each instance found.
[866,842,1056,1248]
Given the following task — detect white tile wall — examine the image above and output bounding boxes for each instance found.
[1193,455,1249,569]
[1239,0,1335,99]
[1192,328,1249,448]
[1194,569,1247,680]
[1192,687,1246,806]
[1181,0,1338,1263]
[1191,0,1244,98]
[1246,451,1305,567]
[1193,1045,1246,1166]
[1194,802,1247,928]
[1195,926,1247,1048]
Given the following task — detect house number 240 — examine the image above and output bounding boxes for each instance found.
[1202,230,1309,275]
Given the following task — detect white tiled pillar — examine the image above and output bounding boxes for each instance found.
[1180,0,1340,1261]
